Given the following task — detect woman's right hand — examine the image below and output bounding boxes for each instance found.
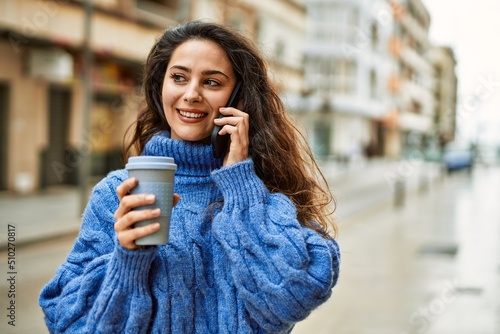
[114,178,179,250]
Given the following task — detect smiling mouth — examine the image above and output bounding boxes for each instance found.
[177,109,207,119]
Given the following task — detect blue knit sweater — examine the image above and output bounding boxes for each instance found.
[39,133,340,334]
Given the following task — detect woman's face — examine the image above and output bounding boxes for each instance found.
[162,39,237,142]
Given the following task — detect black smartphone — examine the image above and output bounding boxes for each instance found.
[211,80,242,158]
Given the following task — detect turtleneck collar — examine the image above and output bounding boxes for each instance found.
[142,132,223,177]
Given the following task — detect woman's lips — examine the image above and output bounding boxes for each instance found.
[177,109,208,122]
[178,110,205,118]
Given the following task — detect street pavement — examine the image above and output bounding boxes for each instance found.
[0,186,82,250]
[293,164,500,334]
[1,159,498,334]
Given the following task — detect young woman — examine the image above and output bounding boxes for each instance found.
[40,21,340,333]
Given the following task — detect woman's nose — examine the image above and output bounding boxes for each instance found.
[183,83,202,103]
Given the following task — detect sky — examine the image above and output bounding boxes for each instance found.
[421,0,500,147]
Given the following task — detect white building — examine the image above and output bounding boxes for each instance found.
[299,0,444,161]
[300,0,398,160]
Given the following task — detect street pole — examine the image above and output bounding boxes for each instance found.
[79,0,93,213]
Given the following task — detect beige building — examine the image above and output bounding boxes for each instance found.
[0,0,306,193]
[388,0,436,158]
[428,46,457,147]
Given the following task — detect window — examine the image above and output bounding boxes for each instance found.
[135,0,178,19]
[137,0,178,9]
[333,58,356,94]
[371,23,379,50]
[411,100,422,114]
[349,7,359,26]
[275,40,285,63]
[370,70,377,99]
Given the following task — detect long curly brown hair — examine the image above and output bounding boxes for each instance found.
[125,21,337,238]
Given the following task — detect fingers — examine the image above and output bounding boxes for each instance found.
[117,223,161,250]
[214,107,249,165]
[114,199,161,250]
[114,192,156,221]
[114,208,160,232]
[214,107,249,134]
[114,180,181,250]
[116,177,137,200]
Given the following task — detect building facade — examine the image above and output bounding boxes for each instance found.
[389,0,436,159]
[428,46,457,148]
[0,0,306,193]
[300,0,455,162]
[300,0,398,160]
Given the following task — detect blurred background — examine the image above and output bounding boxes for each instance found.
[0,0,499,333]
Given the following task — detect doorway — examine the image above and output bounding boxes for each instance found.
[41,86,74,187]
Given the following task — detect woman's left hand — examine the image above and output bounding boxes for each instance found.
[214,107,249,166]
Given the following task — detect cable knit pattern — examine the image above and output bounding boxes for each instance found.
[39,132,340,334]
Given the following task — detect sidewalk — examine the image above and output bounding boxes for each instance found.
[0,186,82,249]
[0,158,443,249]
[319,157,443,219]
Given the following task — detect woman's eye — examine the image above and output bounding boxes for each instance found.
[170,74,186,82]
[205,79,219,87]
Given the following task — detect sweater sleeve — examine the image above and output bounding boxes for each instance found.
[39,170,158,334]
[211,159,340,333]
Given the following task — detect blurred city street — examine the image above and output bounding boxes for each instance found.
[1,161,499,333]
[1,0,499,333]
[294,163,500,334]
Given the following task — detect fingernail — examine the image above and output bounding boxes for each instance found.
[146,194,155,201]
[152,208,160,215]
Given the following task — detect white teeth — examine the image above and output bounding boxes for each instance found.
[179,110,205,118]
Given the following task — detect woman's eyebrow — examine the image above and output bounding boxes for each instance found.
[201,69,229,79]
[169,65,190,72]
[169,65,229,79]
